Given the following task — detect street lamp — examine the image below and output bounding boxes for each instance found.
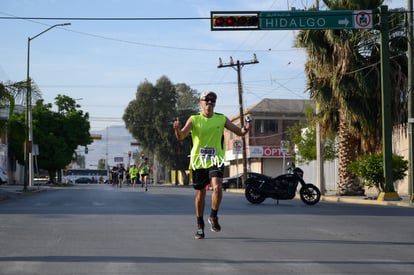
[24,23,71,190]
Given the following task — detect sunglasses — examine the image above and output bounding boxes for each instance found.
[202,98,216,103]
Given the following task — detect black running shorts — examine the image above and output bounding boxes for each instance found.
[192,165,224,190]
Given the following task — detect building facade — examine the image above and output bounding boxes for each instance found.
[224,98,312,178]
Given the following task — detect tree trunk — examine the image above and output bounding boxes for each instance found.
[48,170,56,184]
[57,169,62,183]
[180,169,189,185]
[336,111,365,196]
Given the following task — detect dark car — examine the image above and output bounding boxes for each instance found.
[222,172,271,190]
[74,177,93,184]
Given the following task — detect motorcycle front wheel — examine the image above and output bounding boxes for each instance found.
[245,185,266,204]
[299,184,321,205]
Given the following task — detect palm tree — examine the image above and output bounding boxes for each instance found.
[0,81,28,136]
[296,0,407,195]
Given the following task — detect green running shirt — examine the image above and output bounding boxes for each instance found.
[189,113,226,170]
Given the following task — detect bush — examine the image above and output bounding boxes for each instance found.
[348,153,408,193]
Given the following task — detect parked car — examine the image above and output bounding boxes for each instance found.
[74,177,93,184]
[0,167,8,184]
[33,177,49,186]
[222,172,271,190]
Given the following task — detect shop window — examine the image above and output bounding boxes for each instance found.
[255,119,277,134]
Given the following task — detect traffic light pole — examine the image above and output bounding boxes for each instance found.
[378,5,399,200]
[212,7,401,200]
[218,55,259,186]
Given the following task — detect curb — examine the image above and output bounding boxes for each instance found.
[321,195,413,207]
[0,186,48,201]
[225,188,413,208]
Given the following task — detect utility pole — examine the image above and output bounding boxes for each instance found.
[314,0,319,10]
[313,0,325,195]
[218,54,259,186]
[408,0,414,202]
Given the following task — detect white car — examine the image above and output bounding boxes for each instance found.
[0,167,8,184]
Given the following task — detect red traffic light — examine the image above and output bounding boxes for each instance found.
[211,12,260,30]
[214,16,236,26]
[226,17,236,25]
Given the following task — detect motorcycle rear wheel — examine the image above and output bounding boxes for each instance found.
[299,184,321,205]
[245,185,266,204]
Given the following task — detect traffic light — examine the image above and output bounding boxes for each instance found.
[211,12,260,31]
[85,146,88,154]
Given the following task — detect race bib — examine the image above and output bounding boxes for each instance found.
[199,147,216,160]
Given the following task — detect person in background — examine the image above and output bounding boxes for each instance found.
[117,163,126,188]
[173,91,251,239]
[129,164,139,188]
[111,165,118,186]
[138,157,150,191]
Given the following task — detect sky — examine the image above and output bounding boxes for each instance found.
[0,1,407,131]
[0,0,405,133]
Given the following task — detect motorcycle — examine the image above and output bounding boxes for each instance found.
[245,163,321,205]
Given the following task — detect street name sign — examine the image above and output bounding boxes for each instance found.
[260,10,373,30]
[211,10,374,31]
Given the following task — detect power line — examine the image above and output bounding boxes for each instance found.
[0,16,210,21]
[0,10,410,21]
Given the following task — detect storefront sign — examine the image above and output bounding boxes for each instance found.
[249,146,291,158]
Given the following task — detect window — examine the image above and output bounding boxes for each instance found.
[255,119,277,134]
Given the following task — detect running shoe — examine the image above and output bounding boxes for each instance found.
[194,226,205,239]
[208,216,221,232]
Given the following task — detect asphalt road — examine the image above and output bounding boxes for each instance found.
[0,184,413,275]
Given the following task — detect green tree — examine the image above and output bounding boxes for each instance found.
[295,1,407,195]
[0,82,16,135]
[171,83,200,184]
[9,95,91,183]
[287,120,337,163]
[3,79,41,162]
[349,154,408,193]
[287,104,337,163]
[98,159,106,170]
[0,80,30,141]
[0,81,24,185]
[123,76,199,184]
[123,76,176,155]
[4,80,40,185]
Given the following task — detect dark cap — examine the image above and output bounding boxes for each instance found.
[200,91,217,100]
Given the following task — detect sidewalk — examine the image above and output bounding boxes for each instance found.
[226,188,414,207]
[0,184,48,201]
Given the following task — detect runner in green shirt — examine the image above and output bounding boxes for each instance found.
[129,164,139,188]
[173,91,251,239]
[138,158,150,191]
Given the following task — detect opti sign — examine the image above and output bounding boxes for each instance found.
[248,146,292,158]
